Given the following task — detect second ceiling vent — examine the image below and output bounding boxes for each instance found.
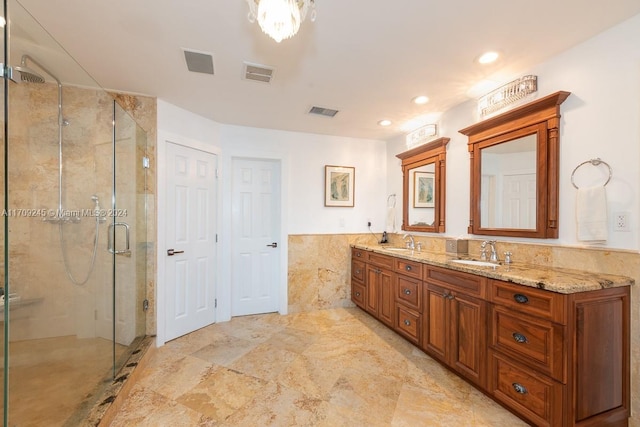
[243,62,274,83]
[308,106,339,117]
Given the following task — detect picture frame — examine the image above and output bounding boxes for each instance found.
[414,171,435,208]
[325,165,355,207]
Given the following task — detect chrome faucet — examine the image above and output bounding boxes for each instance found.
[481,240,499,263]
[403,233,415,250]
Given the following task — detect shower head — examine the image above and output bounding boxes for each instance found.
[13,64,45,83]
[12,55,60,85]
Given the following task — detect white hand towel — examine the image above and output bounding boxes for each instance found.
[385,207,396,233]
[576,185,608,242]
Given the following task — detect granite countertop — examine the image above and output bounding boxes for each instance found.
[352,244,634,294]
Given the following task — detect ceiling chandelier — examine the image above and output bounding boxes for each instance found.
[246,0,317,43]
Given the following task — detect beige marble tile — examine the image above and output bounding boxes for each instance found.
[228,342,298,382]
[276,354,343,399]
[190,334,258,367]
[176,366,267,422]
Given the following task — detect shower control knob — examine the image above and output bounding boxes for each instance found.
[167,249,185,256]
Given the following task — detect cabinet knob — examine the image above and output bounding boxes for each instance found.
[513,293,529,304]
[447,294,455,300]
[512,383,528,394]
[405,265,412,271]
[404,319,411,326]
[512,332,528,344]
[356,252,361,257]
[403,289,411,295]
[355,269,361,274]
[355,292,361,297]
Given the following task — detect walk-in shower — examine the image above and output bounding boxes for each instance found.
[0,1,150,425]
[13,54,106,286]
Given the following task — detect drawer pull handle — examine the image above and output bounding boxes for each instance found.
[512,332,528,344]
[512,383,528,394]
[513,294,529,304]
[405,265,412,271]
[403,289,411,295]
[404,319,411,326]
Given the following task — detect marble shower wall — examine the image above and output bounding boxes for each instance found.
[287,233,640,423]
[2,82,156,342]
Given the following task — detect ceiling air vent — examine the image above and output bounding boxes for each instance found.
[308,106,339,117]
[183,49,214,75]
[243,62,274,83]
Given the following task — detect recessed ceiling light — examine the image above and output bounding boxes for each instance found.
[478,51,499,64]
[378,119,392,127]
[413,95,429,105]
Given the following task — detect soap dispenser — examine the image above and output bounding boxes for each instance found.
[380,231,388,244]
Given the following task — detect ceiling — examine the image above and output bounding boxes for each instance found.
[13,0,640,140]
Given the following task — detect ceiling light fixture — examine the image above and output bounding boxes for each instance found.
[412,95,429,105]
[246,0,317,43]
[378,119,392,127]
[478,51,499,64]
[478,75,538,117]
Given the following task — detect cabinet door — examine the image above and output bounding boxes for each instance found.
[365,265,380,316]
[423,284,448,363]
[378,268,395,327]
[450,291,487,388]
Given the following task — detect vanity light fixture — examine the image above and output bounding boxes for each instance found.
[246,0,317,43]
[378,119,392,127]
[412,95,429,105]
[477,75,538,117]
[405,123,437,148]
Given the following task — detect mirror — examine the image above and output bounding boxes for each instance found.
[396,137,449,233]
[460,91,570,238]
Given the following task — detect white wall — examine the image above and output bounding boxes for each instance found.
[220,124,389,235]
[390,13,640,251]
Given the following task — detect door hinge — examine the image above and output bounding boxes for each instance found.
[142,156,150,169]
[215,234,218,243]
[215,168,219,178]
[215,298,217,308]
[143,299,149,311]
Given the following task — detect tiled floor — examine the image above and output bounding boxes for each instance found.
[109,308,528,426]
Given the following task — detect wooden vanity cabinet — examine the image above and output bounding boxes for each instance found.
[422,266,488,388]
[488,279,630,427]
[350,248,631,426]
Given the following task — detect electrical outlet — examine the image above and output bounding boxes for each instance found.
[367,221,372,227]
[613,212,630,232]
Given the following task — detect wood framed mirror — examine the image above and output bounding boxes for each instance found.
[459,91,570,238]
[396,137,449,233]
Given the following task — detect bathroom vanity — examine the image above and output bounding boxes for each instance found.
[350,245,632,427]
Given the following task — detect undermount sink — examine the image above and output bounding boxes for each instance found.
[449,259,499,268]
[383,247,412,251]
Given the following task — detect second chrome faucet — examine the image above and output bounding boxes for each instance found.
[480,240,499,263]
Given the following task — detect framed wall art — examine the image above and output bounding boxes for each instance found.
[325,165,355,207]
[414,171,435,208]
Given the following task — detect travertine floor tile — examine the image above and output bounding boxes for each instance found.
[110,308,532,426]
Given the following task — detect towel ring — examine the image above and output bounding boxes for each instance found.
[571,158,612,189]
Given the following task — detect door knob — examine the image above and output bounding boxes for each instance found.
[266,242,278,248]
[167,249,185,256]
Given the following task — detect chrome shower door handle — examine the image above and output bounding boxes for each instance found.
[108,222,131,255]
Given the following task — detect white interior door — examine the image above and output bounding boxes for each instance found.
[231,158,281,316]
[165,142,217,341]
[502,172,536,228]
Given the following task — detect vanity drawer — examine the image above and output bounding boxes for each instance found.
[396,306,421,345]
[367,252,394,269]
[395,258,422,279]
[490,351,563,427]
[351,247,367,260]
[352,260,365,283]
[351,282,366,308]
[490,305,564,381]
[489,279,565,324]
[424,265,486,298]
[396,274,421,311]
